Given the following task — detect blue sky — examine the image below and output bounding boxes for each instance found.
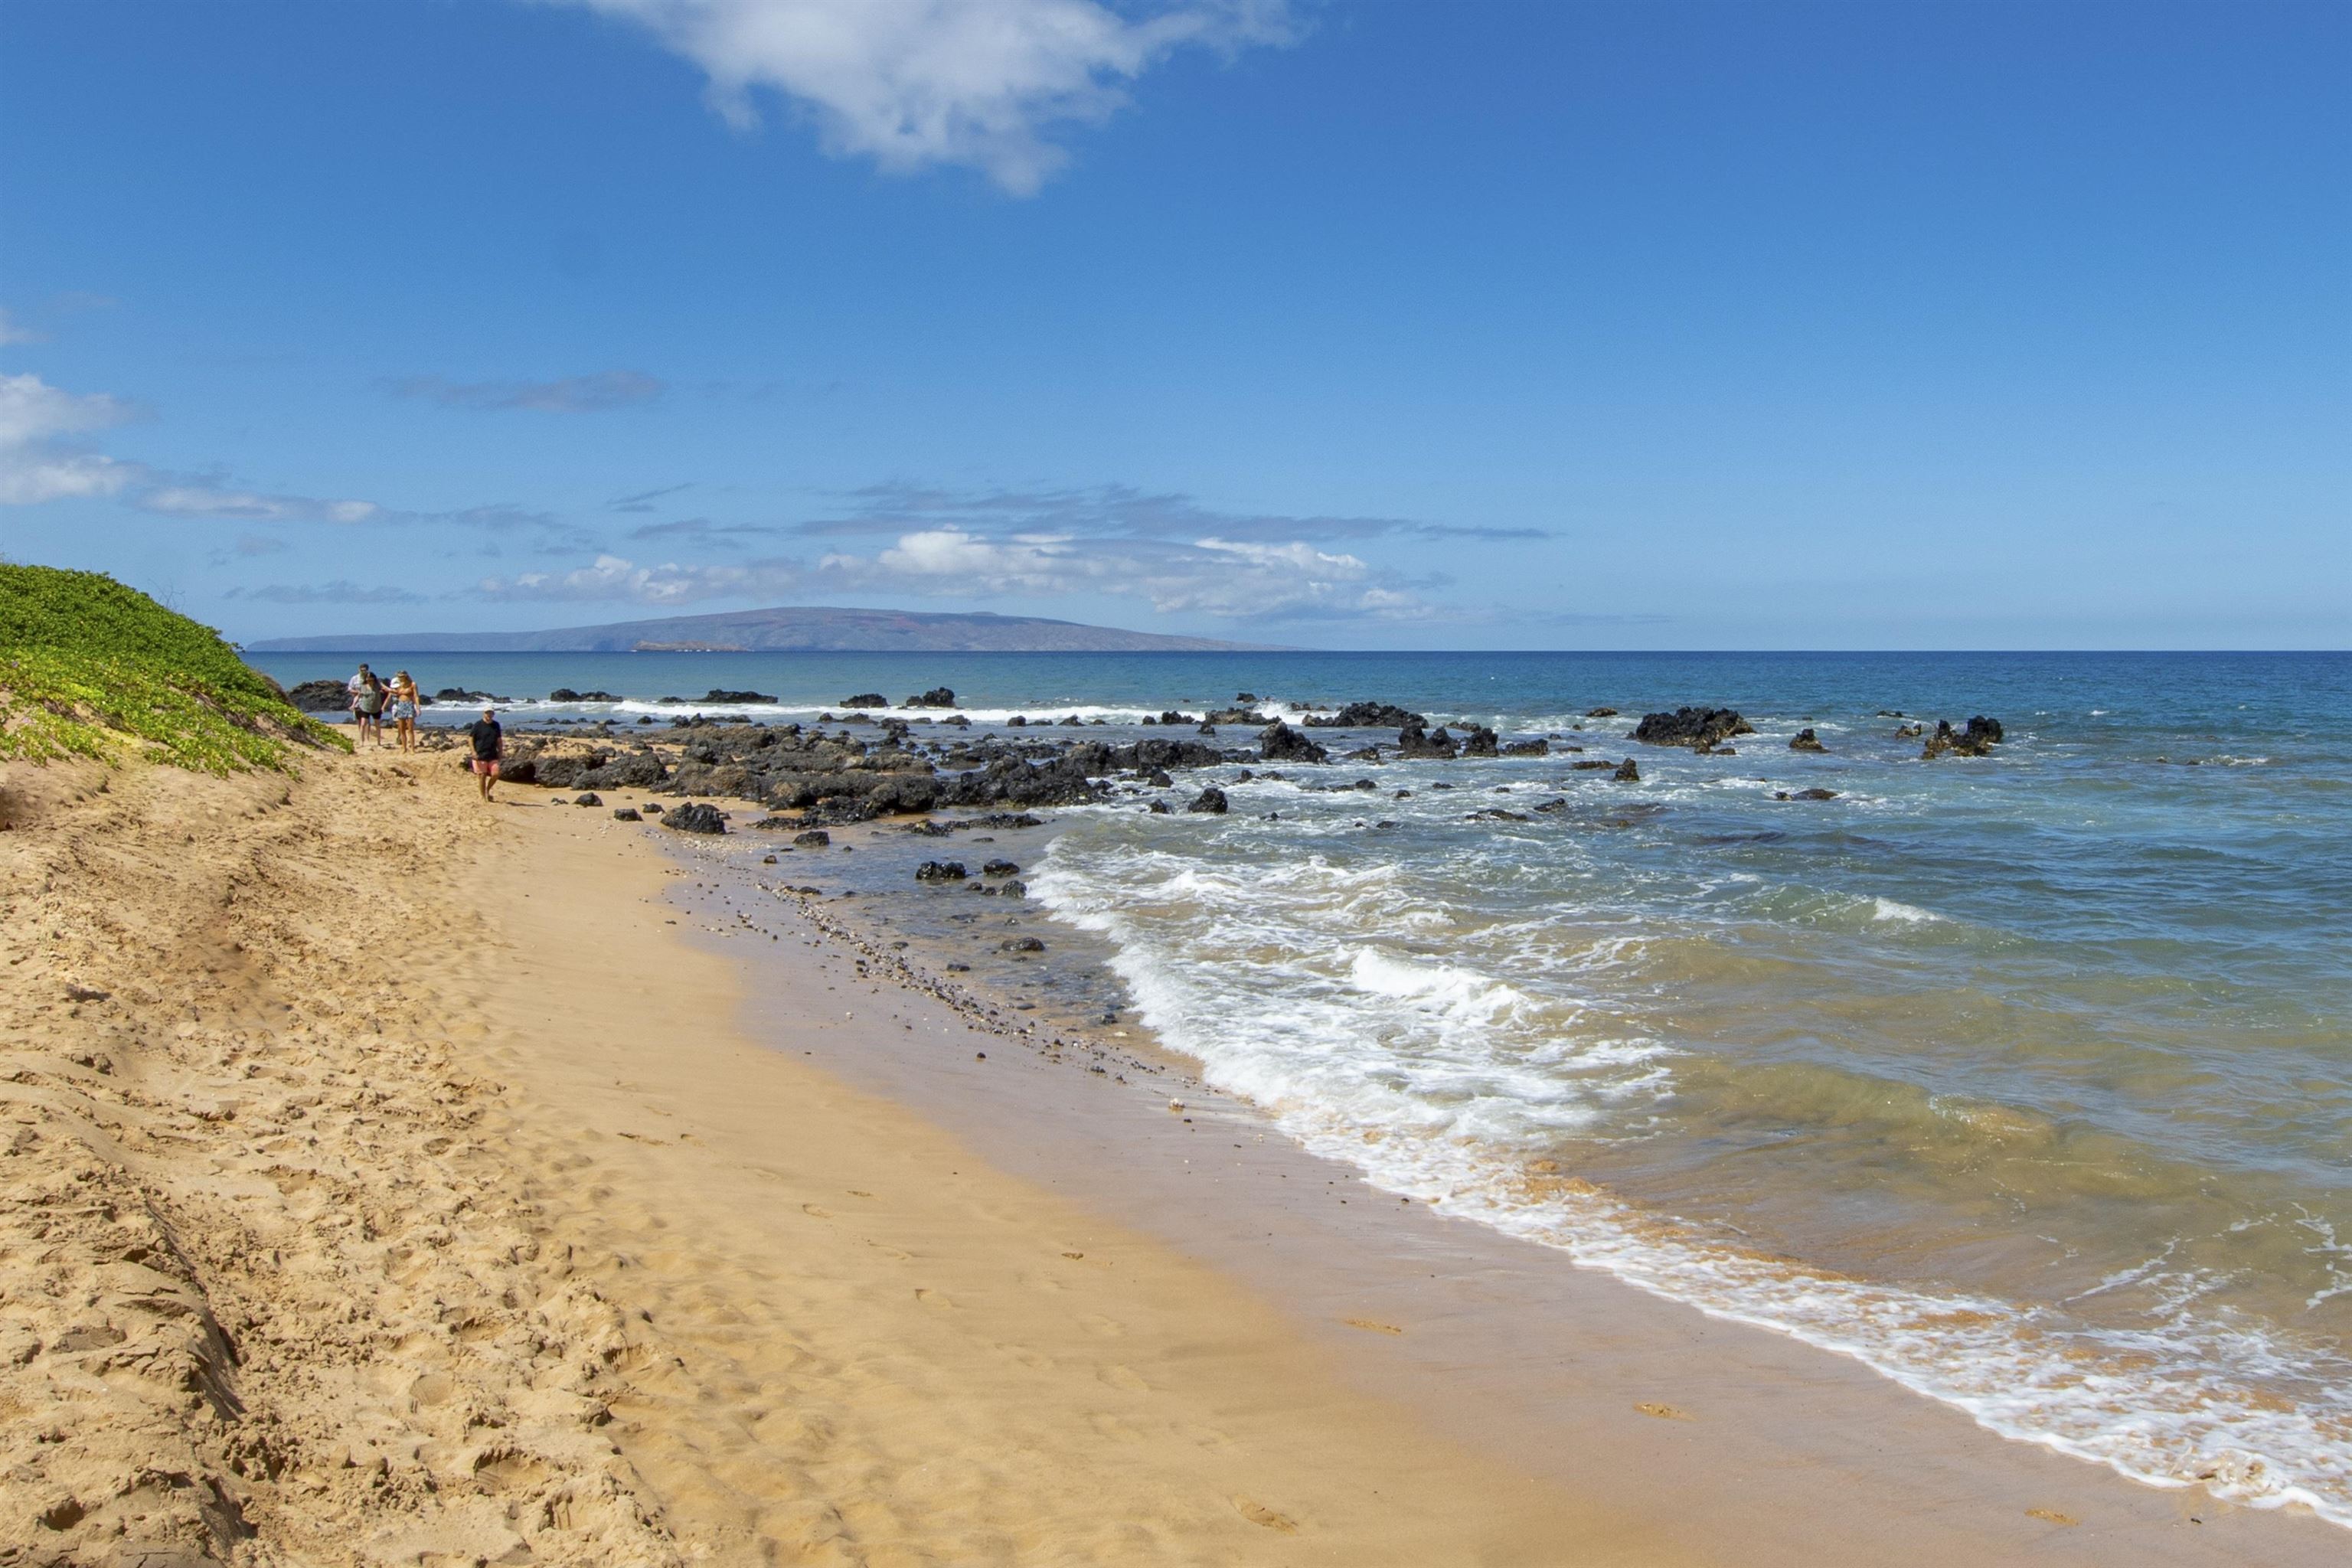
[2,0,2344,648]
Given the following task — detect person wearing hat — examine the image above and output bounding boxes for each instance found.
[466,706,504,801]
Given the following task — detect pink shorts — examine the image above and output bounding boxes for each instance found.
[472,760,500,776]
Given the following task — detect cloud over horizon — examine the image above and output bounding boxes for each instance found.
[551,0,1295,194]
[802,482,1547,544]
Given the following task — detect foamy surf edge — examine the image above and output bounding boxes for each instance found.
[1027,841,2352,1532]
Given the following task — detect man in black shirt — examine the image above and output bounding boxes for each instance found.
[467,707,503,802]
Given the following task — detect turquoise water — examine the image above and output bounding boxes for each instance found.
[252,648,2352,1519]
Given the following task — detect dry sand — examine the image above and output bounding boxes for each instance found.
[0,744,1668,1565]
[5,741,2342,1566]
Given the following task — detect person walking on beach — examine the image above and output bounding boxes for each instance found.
[387,671,421,753]
[348,663,387,748]
[466,706,503,801]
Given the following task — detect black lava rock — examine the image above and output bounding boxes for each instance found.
[1790,728,1828,752]
[916,860,968,882]
[840,693,888,707]
[1629,707,1755,750]
[1187,786,1229,815]
[1258,720,1328,764]
[286,678,351,711]
[1302,701,1426,730]
[612,807,642,822]
[905,688,958,708]
[793,829,831,847]
[1923,716,2004,759]
[662,802,728,835]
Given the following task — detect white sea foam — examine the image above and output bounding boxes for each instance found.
[1027,829,2352,1530]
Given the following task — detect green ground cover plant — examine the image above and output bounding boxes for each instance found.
[0,563,347,773]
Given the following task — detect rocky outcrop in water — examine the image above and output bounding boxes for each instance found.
[1629,707,1754,750]
[1258,720,1328,764]
[905,688,957,708]
[286,679,353,711]
[1396,721,1458,759]
[693,688,776,704]
[1922,716,2004,759]
[1302,701,1425,730]
[1612,759,1641,782]
[840,693,887,708]
[915,861,966,883]
[1789,728,1827,752]
[1187,786,1229,815]
[547,688,620,702]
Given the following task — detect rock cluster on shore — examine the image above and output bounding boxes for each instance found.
[423,682,2008,830]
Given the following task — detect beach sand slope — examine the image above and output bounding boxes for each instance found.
[0,748,1661,1565]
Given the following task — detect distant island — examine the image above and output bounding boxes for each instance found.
[245,605,1282,654]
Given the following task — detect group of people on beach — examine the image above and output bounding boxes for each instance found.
[345,662,504,801]
[345,664,423,751]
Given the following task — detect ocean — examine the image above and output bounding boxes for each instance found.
[249,648,2352,1522]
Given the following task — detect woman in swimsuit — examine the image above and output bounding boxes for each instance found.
[387,671,421,753]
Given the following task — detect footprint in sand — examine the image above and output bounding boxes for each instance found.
[802,1204,831,1219]
[1635,1401,1694,1421]
[866,1240,913,1262]
[1099,1364,1148,1393]
[2026,1508,2079,1527]
[1342,1317,1403,1335]
[1233,1498,1298,1533]
[914,1287,954,1308]
[1078,1313,1125,1339]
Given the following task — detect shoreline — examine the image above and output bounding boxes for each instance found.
[5,740,2340,1562]
[646,799,2349,1563]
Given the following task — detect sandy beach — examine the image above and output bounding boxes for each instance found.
[5,740,2341,1565]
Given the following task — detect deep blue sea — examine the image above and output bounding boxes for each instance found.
[250,648,2352,1521]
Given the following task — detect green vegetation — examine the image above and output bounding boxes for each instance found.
[0,564,347,773]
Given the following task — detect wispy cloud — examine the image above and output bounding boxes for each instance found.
[551,0,1296,195]
[0,371,137,504]
[0,309,43,347]
[477,552,802,604]
[815,528,1432,620]
[142,482,382,524]
[626,516,789,544]
[225,580,429,605]
[609,480,697,512]
[802,482,1546,544]
[387,369,667,412]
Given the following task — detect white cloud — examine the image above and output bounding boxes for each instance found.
[554,0,1293,194]
[479,552,801,603]
[817,527,1428,619]
[0,309,42,347]
[0,371,135,505]
[142,483,382,524]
